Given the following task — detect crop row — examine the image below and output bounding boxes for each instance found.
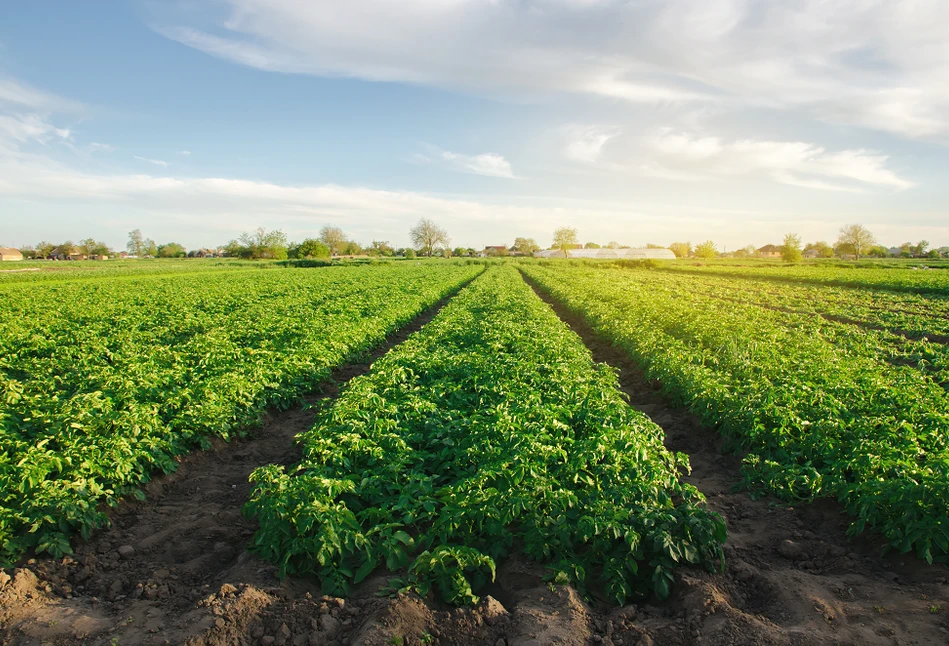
[522,264,949,563]
[610,268,949,385]
[0,264,482,564]
[247,266,725,605]
[663,263,949,296]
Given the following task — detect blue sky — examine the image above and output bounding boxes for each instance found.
[1,0,948,250]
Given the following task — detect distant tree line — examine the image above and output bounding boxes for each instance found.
[11,221,947,263]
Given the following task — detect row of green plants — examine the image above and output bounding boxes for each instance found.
[247,266,726,605]
[659,262,949,296]
[624,269,949,385]
[522,264,949,563]
[0,264,481,564]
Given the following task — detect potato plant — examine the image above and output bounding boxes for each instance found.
[523,264,949,563]
[0,263,481,564]
[247,266,726,605]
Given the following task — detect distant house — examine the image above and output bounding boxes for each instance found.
[0,247,24,262]
[757,244,783,259]
[91,255,109,261]
[802,249,820,259]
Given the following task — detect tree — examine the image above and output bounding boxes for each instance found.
[441,248,452,258]
[404,248,416,259]
[369,240,394,256]
[914,240,930,257]
[291,238,331,259]
[668,242,692,258]
[694,240,718,259]
[552,227,579,257]
[868,245,889,258]
[452,247,469,257]
[238,227,289,260]
[319,226,347,256]
[513,237,540,255]
[127,229,145,257]
[143,238,158,257]
[781,233,803,263]
[35,241,55,259]
[584,241,601,249]
[18,246,37,259]
[340,240,363,256]
[410,218,451,256]
[606,241,620,249]
[836,224,875,260]
[157,242,187,258]
[805,241,834,258]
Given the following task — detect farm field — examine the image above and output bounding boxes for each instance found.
[523,263,949,562]
[0,259,947,646]
[663,261,949,295]
[0,262,482,564]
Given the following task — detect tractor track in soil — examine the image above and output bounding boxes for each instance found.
[2,269,948,646]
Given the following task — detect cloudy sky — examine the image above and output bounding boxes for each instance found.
[2,0,948,250]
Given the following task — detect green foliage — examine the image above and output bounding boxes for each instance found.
[246,267,725,605]
[522,263,949,562]
[0,263,482,564]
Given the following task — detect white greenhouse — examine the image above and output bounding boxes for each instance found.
[534,247,676,260]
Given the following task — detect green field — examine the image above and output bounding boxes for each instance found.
[2,258,947,604]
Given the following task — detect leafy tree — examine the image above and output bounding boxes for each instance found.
[369,240,394,256]
[552,227,579,257]
[805,241,834,258]
[668,242,691,258]
[35,241,55,259]
[338,240,360,256]
[319,226,347,256]
[18,246,37,259]
[868,245,889,258]
[836,224,876,260]
[291,238,331,259]
[645,243,665,249]
[143,238,158,257]
[584,241,601,249]
[606,241,620,249]
[781,233,802,263]
[694,240,718,259]
[410,218,451,257]
[452,247,469,257]
[914,240,930,257]
[513,237,540,255]
[156,242,187,258]
[238,227,289,260]
[404,248,416,259]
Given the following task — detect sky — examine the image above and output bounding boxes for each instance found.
[1,0,948,251]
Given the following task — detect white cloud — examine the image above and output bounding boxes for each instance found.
[178,149,191,156]
[89,142,115,153]
[0,78,85,113]
[646,128,914,191]
[414,146,516,179]
[133,155,169,167]
[155,0,949,139]
[563,125,620,164]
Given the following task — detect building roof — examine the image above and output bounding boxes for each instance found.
[758,244,782,253]
[0,247,23,257]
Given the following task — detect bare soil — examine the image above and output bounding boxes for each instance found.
[2,276,948,646]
